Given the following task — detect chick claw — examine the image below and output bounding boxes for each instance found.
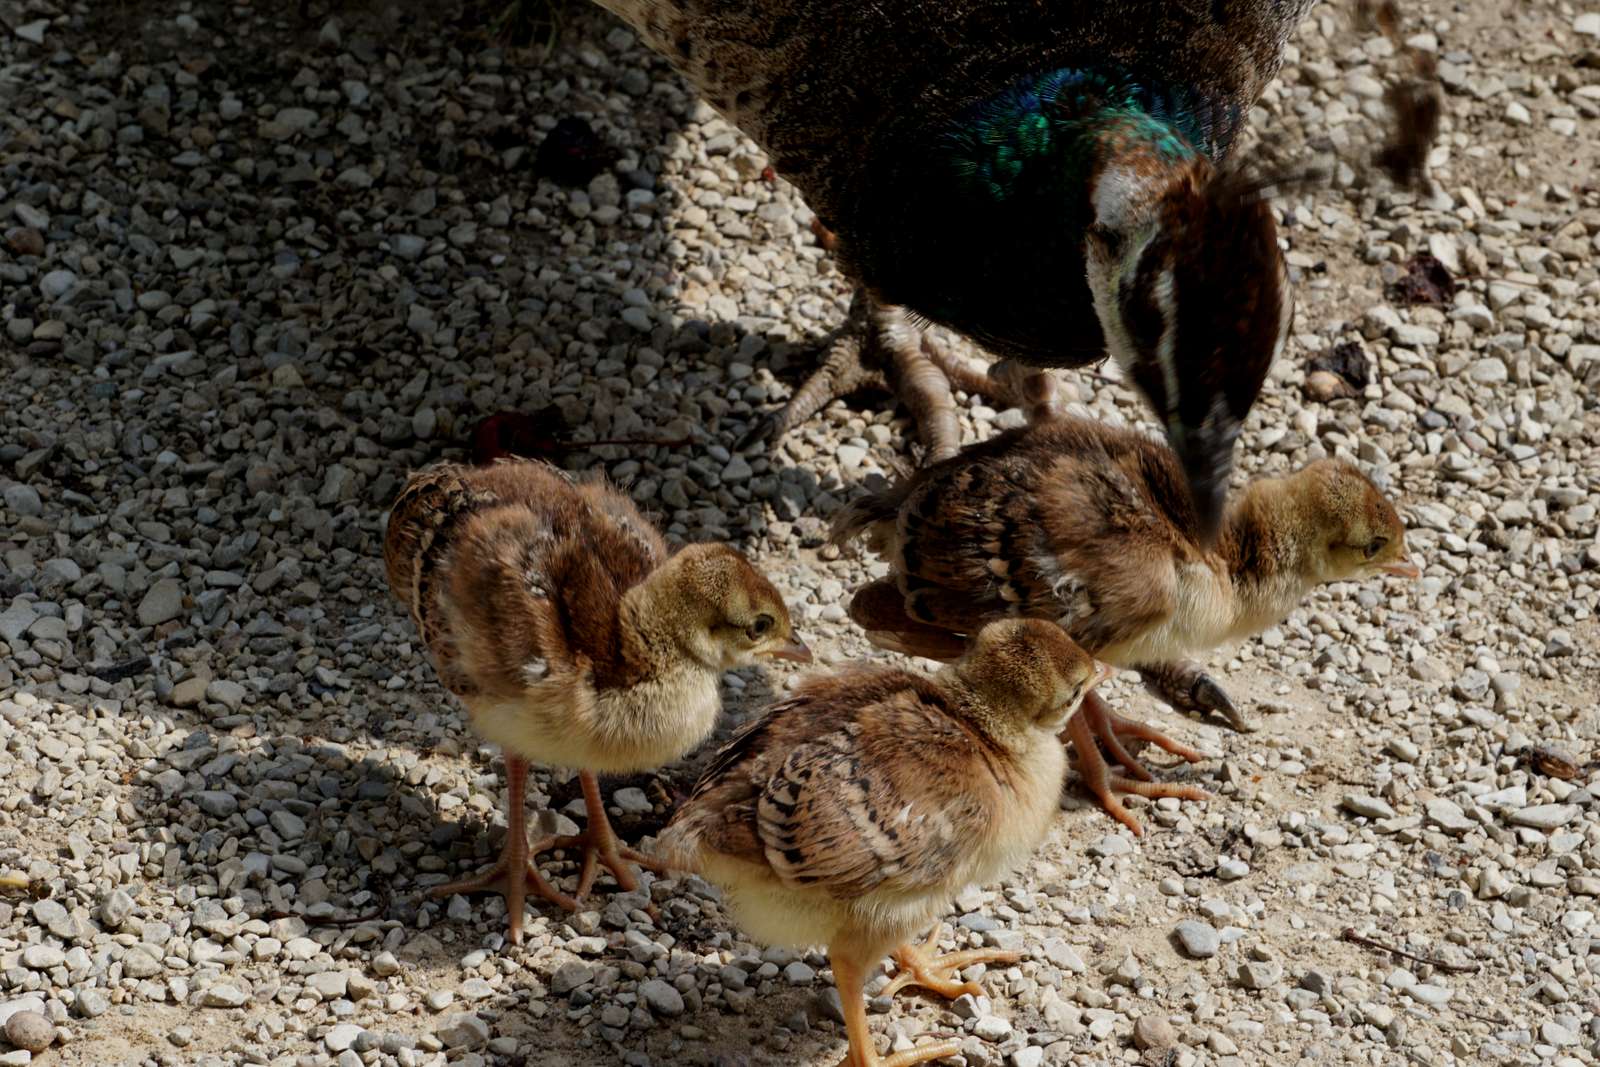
[881,925,1020,1002]
[1141,661,1255,733]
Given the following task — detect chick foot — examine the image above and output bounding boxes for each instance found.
[1140,660,1254,732]
[431,756,576,944]
[831,948,962,1067]
[1063,691,1211,835]
[737,288,965,462]
[881,925,1020,1001]
[569,768,671,899]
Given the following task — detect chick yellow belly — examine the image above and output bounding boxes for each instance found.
[700,854,952,952]
[467,667,722,773]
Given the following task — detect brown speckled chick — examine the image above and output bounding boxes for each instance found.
[833,415,1418,833]
[384,459,808,943]
[662,618,1108,1067]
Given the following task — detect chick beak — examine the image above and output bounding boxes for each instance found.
[1171,415,1238,547]
[766,638,813,664]
[1380,557,1421,580]
[1091,662,1117,688]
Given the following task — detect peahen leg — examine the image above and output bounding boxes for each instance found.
[1140,661,1254,733]
[738,288,966,462]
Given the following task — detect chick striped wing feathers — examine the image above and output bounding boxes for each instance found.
[668,667,999,900]
[382,459,668,699]
[843,418,1192,656]
[755,696,992,899]
[383,463,505,695]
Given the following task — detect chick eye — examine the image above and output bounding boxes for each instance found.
[747,614,774,639]
[1363,536,1389,559]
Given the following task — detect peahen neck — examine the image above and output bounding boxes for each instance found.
[941,66,1233,205]
[854,65,1239,363]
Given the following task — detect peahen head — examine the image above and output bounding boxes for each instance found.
[1085,154,1291,541]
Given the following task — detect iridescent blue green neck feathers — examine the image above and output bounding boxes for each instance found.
[943,66,1243,202]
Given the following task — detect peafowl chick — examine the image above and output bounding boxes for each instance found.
[833,415,1419,833]
[662,618,1109,1067]
[384,458,808,943]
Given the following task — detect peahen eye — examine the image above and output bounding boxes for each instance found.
[1364,537,1388,559]
[1088,223,1123,259]
[747,614,774,638]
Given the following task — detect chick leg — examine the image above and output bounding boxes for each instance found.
[1140,660,1255,732]
[880,924,1020,1001]
[831,946,961,1067]
[431,755,576,944]
[1063,693,1211,836]
[570,769,670,899]
[737,289,965,462]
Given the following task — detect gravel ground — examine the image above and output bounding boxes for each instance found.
[2,1,1599,1065]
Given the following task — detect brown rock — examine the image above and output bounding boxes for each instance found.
[5,1009,54,1053]
[1133,1014,1178,1050]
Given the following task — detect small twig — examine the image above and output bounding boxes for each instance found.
[1341,927,1480,974]
[258,906,387,928]
[1451,1004,1511,1026]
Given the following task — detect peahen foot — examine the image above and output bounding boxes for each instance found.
[1140,661,1254,733]
[737,288,976,463]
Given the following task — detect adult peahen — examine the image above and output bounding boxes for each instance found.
[584,0,1431,536]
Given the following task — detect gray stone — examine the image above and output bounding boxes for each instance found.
[1426,797,1474,835]
[2,485,42,517]
[1175,921,1221,959]
[1089,834,1134,858]
[783,961,815,985]
[1342,794,1397,820]
[20,945,64,970]
[39,269,77,300]
[550,961,594,995]
[201,984,247,1008]
[74,990,110,1018]
[325,1024,365,1053]
[121,946,163,978]
[1236,961,1282,990]
[196,791,238,818]
[137,578,184,626]
[205,679,247,710]
[639,978,685,1016]
[435,1013,489,1050]
[1508,804,1579,831]
[1133,1014,1177,1050]
[0,602,39,643]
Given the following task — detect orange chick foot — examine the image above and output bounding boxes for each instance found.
[838,1039,963,1067]
[431,832,577,945]
[880,925,1019,1002]
[1063,692,1211,836]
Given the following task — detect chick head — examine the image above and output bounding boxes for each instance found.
[1297,460,1418,583]
[663,543,810,670]
[957,618,1110,732]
